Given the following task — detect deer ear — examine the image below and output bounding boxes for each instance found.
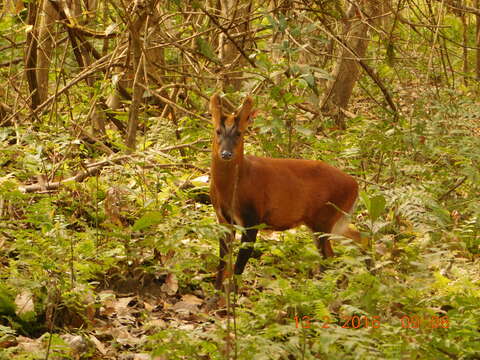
[237,96,254,131]
[210,93,222,125]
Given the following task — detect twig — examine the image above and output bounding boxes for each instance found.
[60,20,119,39]
[0,58,22,67]
[84,155,131,168]
[443,0,480,16]
[439,176,468,201]
[198,4,256,68]
[356,177,388,190]
[29,56,125,116]
[151,163,205,172]
[426,0,445,81]
[158,138,208,151]
[140,83,210,122]
[0,40,26,52]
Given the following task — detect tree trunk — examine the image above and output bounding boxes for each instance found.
[461,9,468,85]
[36,0,58,104]
[25,0,41,111]
[321,1,372,129]
[218,0,252,91]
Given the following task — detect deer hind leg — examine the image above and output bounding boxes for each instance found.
[311,219,336,258]
[312,228,335,258]
[312,217,358,259]
[310,219,333,257]
[331,210,372,268]
[308,205,341,258]
[331,213,361,243]
[311,201,360,258]
[329,197,363,248]
[314,234,334,258]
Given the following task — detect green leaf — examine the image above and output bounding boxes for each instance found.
[277,14,287,32]
[264,14,277,30]
[386,42,395,66]
[360,192,386,222]
[300,73,318,95]
[359,191,371,212]
[195,37,220,64]
[190,1,200,9]
[309,66,334,80]
[0,288,15,317]
[132,211,163,232]
[369,195,386,222]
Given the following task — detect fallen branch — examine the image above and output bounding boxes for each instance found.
[19,166,103,193]
[84,155,131,169]
[19,141,208,193]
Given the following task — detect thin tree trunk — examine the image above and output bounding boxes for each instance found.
[72,0,106,134]
[25,0,41,111]
[461,9,468,85]
[476,0,480,80]
[125,9,148,151]
[269,0,293,84]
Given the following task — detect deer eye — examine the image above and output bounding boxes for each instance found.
[235,131,241,137]
[216,129,221,135]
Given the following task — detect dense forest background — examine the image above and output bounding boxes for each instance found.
[1,0,479,359]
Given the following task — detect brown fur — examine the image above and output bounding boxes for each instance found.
[210,94,361,289]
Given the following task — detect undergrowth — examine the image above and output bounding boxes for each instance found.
[1,84,479,359]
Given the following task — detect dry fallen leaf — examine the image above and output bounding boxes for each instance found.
[172,300,199,314]
[130,354,150,360]
[161,273,178,295]
[15,290,35,316]
[119,353,151,360]
[16,336,43,354]
[99,291,117,317]
[181,294,203,305]
[0,336,17,349]
[89,334,108,356]
[145,318,167,330]
[162,300,172,310]
[115,296,136,317]
[143,300,156,312]
[61,334,92,359]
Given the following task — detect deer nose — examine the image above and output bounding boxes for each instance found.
[221,150,232,160]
